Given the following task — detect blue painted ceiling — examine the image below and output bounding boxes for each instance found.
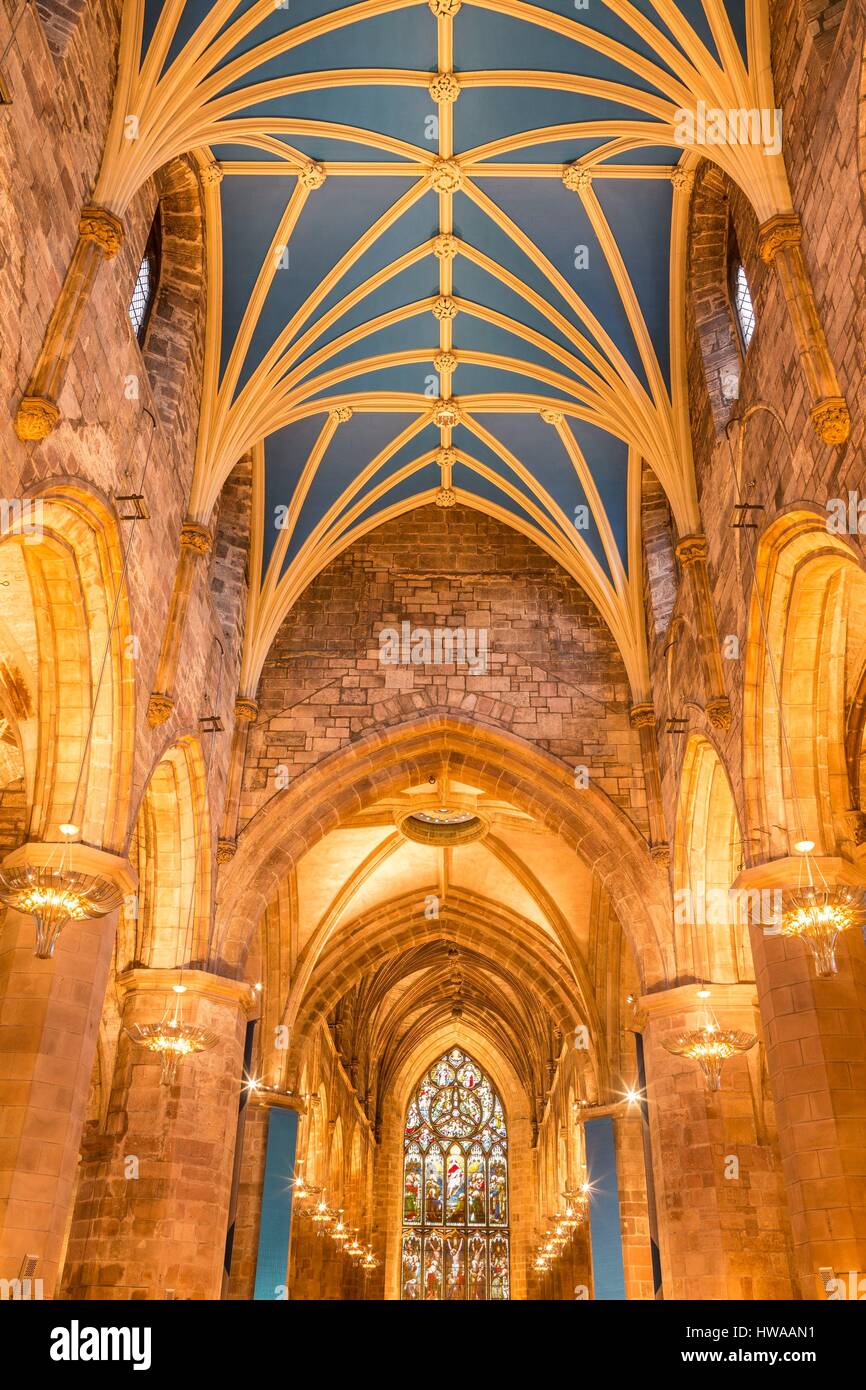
[140,0,747,599]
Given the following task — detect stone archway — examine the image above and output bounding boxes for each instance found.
[214,713,673,990]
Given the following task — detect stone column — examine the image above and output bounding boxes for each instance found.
[226,1100,269,1299]
[629,704,669,865]
[613,1110,655,1300]
[756,214,850,446]
[217,698,259,864]
[15,206,125,440]
[639,983,795,1300]
[0,845,134,1297]
[146,521,213,726]
[61,968,253,1299]
[675,535,732,731]
[736,857,866,1298]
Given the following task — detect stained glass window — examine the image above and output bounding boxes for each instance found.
[401,1047,509,1300]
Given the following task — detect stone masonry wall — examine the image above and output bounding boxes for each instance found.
[239,504,649,839]
[645,0,866,857]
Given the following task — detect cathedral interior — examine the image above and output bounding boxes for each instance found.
[1,0,866,1307]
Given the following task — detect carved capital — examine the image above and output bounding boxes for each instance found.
[14,395,60,441]
[435,487,457,508]
[649,842,671,867]
[234,698,259,724]
[78,205,125,259]
[217,838,237,864]
[675,533,709,566]
[200,160,223,188]
[179,521,213,556]
[562,163,592,193]
[434,350,457,374]
[756,212,801,264]
[146,693,175,727]
[298,161,326,190]
[432,233,459,260]
[845,809,866,846]
[810,396,851,446]
[429,72,460,103]
[629,703,656,730]
[670,166,695,194]
[705,696,732,731]
[428,158,463,193]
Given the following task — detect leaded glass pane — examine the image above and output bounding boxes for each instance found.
[401,1046,510,1300]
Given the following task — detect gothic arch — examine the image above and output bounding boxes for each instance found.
[673,735,752,985]
[380,1029,529,1303]
[214,714,673,990]
[119,736,212,970]
[743,508,866,859]
[135,155,207,429]
[0,482,134,851]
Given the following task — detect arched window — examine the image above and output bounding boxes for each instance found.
[728,227,755,351]
[401,1047,509,1301]
[128,212,162,345]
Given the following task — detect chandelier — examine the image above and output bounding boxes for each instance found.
[125,983,218,1085]
[662,1020,756,1091]
[361,1244,378,1272]
[780,842,864,977]
[562,1185,590,1228]
[311,1192,335,1233]
[331,1210,349,1244]
[346,1230,363,1260]
[0,833,125,958]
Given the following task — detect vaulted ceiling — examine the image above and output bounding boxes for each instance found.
[102,1,786,696]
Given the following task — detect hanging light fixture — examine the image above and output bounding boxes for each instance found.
[311,1191,335,1234]
[346,1229,363,1260]
[779,841,864,977]
[125,983,219,1085]
[291,1162,313,1203]
[361,1244,378,1271]
[331,1209,349,1245]
[0,829,125,958]
[562,1186,589,1229]
[662,1016,756,1091]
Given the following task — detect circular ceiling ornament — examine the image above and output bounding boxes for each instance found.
[330,406,353,423]
[429,72,461,103]
[432,295,459,321]
[396,797,488,846]
[435,487,457,508]
[434,350,457,374]
[429,158,463,193]
[432,234,459,260]
[299,161,327,190]
[428,0,462,16]
[432,397,461,427]
[562,163,592,193]
[436,446,456,467]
